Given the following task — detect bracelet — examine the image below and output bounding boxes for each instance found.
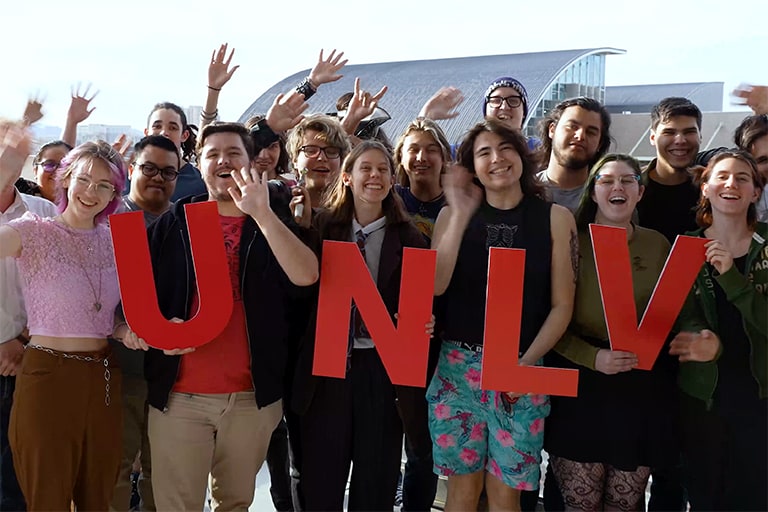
[207,85,221,92]
[113,321,128,340]
[200,109,218,121]
[295,76,317,101]
[16,334,30,345]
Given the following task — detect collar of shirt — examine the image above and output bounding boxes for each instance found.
[351,216,386,239]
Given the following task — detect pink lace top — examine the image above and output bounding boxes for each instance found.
[9,213,120,338]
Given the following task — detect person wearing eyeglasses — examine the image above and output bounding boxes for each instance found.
[121,135,181,225]
[27,140,74,203]
[286,114,352,210]
[0,133,142,510]
[544,154,688,512]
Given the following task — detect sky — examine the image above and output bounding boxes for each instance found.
[2,0,765,132]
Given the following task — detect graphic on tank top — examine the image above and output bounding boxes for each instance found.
[485,223,518,249]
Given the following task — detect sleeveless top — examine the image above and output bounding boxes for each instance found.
[441,195,552,353]
[9,213,120,338]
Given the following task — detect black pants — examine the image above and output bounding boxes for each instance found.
[396,385,438,512]
[680,392,768,511]
[266,418,294,512]
[0,376,25,511]
[299,349,402,511]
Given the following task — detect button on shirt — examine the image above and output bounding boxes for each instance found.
[350,216,386,349]
[0,190,57,343]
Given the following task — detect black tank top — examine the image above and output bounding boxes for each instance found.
[441,195,552,353]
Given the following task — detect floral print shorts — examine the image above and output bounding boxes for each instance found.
[426,343,550,490]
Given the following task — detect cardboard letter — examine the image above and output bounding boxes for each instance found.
[590,224,707,370]
[110,202,233,349]
[481,248,579,396]
[312,241,435,387]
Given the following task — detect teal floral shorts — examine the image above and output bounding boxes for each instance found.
[426,343,550,490]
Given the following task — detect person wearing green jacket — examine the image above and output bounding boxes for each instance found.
[670,150,767,511]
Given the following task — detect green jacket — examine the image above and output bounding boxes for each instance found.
[677,222,768,407]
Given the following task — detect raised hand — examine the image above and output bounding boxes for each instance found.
[443,164,482,218]
[229,167,272,223]
[308,49,348,87]
[68,83,98,124]
[732,84,768,115]
[208,43,240,91]
[419,86,465,120]
[704,239,734,275]
[345,77,387,121]
[23,95,44,125]
[266,92,309,132]
[0,123,32,191]
[594,349,638,375]
[669,330,720,362]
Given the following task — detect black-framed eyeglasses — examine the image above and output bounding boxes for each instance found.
[37,160,60,173]
[299,145,342,159]
[486,95,523,109]
[136,162,179,181]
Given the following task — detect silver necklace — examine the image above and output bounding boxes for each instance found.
[58,216,104,312]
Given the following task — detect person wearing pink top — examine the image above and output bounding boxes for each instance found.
[0,130,137,511]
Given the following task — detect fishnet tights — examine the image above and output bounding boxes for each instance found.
[550,455,651,511]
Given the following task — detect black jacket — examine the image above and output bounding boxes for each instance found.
[145,194,316,411]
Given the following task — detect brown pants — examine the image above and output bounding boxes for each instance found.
[9,346,123,511]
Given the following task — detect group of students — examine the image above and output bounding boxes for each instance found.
[0,46,765,512]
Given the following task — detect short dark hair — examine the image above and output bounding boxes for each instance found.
[133,135,181,169]
[196,122,255,161]
[33,140,73,166]
[734,114,768,152]
[536,97,612,169]
[147,102,197,163]
[457,119,545,200]
[651,97,702,131]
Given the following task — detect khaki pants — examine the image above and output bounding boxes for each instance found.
[9,346,122,511]
[111,376,154,511]
[149,391,282,512]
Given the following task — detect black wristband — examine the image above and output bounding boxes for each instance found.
[295,76,317,101]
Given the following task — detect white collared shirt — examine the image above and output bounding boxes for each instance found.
[0,190,57,343]
[350,216,386,349]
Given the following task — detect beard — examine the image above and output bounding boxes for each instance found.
[553,143,594,170]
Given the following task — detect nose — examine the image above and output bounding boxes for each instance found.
[573,127,585,140]
[416,148,426,162]
[316,149,328,162]
[257,148,269,159]
[724,174,737,187]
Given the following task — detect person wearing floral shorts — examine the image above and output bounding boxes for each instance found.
[427,343,550,490]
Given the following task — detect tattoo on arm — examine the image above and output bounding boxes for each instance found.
[570,230,579,283]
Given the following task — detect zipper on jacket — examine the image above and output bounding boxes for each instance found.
[241,232,258,399]
[163,225,192,412]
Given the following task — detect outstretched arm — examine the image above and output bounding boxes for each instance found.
[201,43,240,129]
[61,84,97,147]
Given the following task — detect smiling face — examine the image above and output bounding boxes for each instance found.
[749,133,768,181]
[472,131,523,193]
[484,86,525,130]
[400,131,444,191]
[63,158,116,223]
[293,129,343,193]
[343,148,394,207]
[702,157,761,218]
[253,141,281,176]
[199,132,250,202]
[650,115,701,173]
[145,108,189,149]
[35,144,69,202]
[549,106,603,171]
[591,160,644,227]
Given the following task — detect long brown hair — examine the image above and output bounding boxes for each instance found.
[694,150,765,229]
[321,140,410,241]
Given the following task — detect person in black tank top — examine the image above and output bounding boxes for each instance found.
[428,120,577,511]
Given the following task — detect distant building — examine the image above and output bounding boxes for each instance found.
[605,82,724,114]
[240,48,626,143]
[185,105,203,128]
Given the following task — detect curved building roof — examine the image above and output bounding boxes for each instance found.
[605,82,724,114]
[240,48,624,145]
